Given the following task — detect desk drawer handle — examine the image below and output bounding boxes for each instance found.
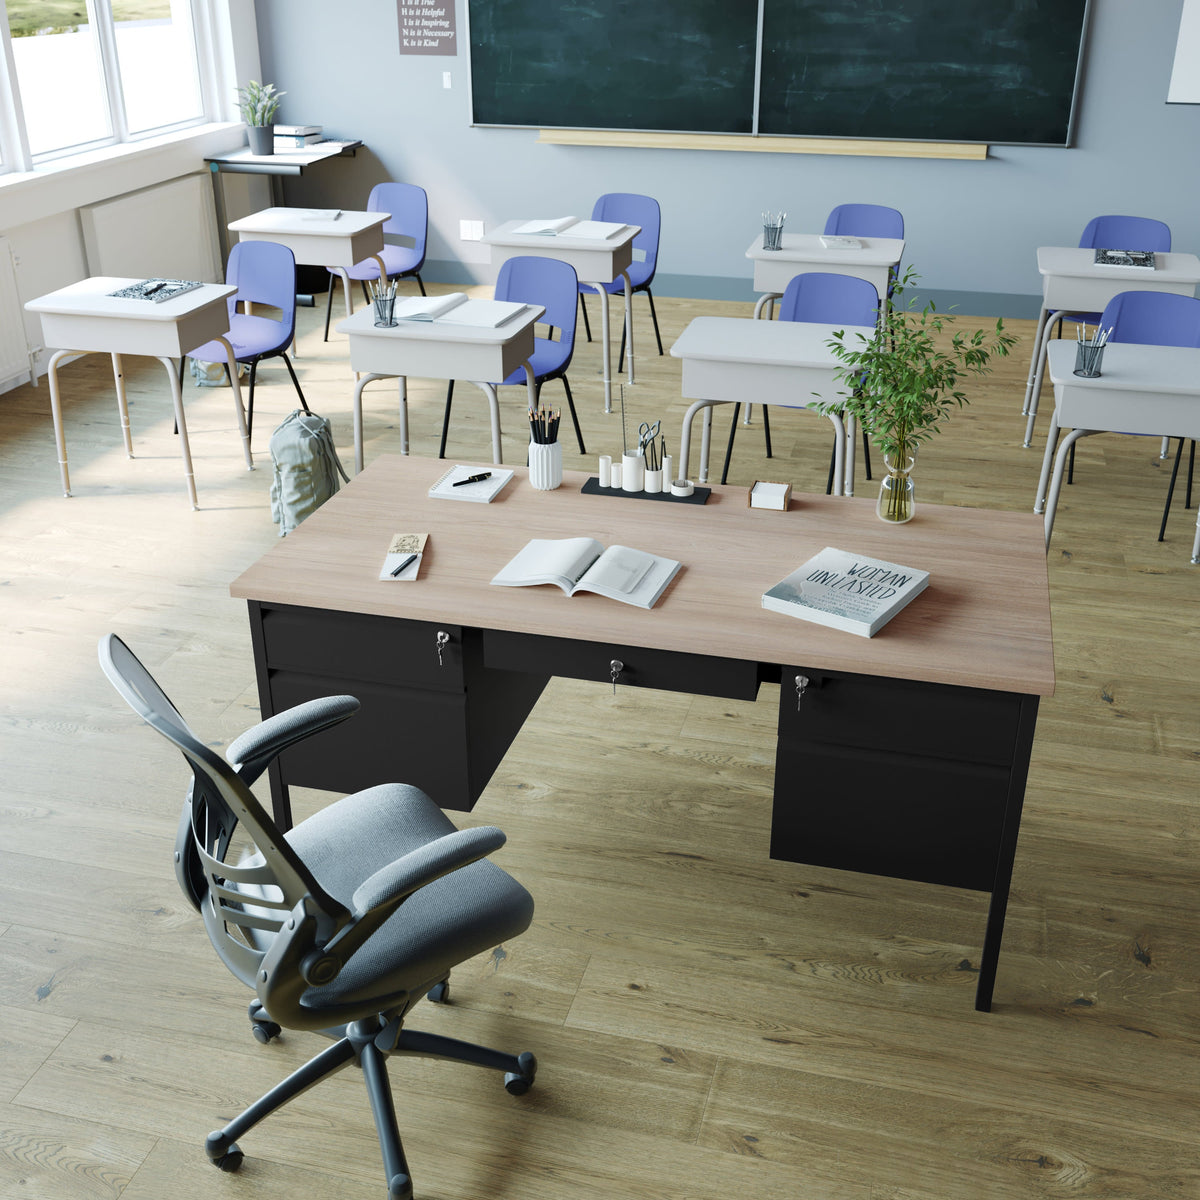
[795,674,811,710]
[610,658,624,694]
[436,630,450,667]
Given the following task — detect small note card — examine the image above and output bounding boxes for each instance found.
[379,532,428,581]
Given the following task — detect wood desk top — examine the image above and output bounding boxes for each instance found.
[230,455,1055,697]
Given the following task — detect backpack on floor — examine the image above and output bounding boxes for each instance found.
[268,410,349,536]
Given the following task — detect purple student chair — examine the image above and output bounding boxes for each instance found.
[183,239,307,444]
[823,203,905,240]
[323,182,428,340]
[578,192,662,371]
[440,255,586,458]
[721,272,881,490]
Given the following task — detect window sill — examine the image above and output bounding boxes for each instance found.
[0,122,248,231]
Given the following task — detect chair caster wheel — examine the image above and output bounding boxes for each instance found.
[388,1171,413,1199]
[205,1131,243,1171]
[251,1020,282,1043]
[426,981,450,1004]
[504,1051,537,1095]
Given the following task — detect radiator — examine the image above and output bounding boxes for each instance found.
[0,237,34,387]
[79,172,222,283]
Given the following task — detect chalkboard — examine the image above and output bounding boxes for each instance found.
[469,0,1089,146]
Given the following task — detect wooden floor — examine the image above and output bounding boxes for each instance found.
[2,287,1198,1200]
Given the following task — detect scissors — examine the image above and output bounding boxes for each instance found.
[637,421,661,453]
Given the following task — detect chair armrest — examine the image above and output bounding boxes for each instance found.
[350,826,507,914]
[226,695,359,786]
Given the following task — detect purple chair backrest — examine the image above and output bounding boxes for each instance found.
[227,240,297,336]
[824,204,904,240]
[1079,215,1171,253]
[593,192,660,274]
[1099,291,1200,347]
[496,256,578,349]
[779,272,880,327]
[368,182,428,258]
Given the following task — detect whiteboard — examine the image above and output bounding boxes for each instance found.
[1169,0,1200,102]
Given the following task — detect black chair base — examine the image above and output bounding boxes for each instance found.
[203,1007,535,1200]
[580,288,664,371]
[1160,437,1196,541]
[440,375,586,459]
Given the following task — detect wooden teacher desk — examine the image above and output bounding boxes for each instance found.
[230,455,1055,1011]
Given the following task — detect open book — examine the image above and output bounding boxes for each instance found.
[491,537,681,609]
[513,217,630,240]
[391,292,530,328]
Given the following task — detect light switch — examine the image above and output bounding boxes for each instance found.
[459,220,485,241]
[443,72,452,89]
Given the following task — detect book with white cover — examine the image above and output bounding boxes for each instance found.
[562,220,630,240]
[391,293,530,328]
[513,216,578,235]
[762,546,929,637]
[491,537,681,609]
[1094,248,1156,269]
[819,235,863,250]
[428,464,514,502]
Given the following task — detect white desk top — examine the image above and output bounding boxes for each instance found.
[25,276,236,321]
[671,315,874,367]
[484,218,640,252]
[228,207,388,237]
[336,303,545,346]
[745,233,905,267]
[1047,339,1200,396]
[1037,246,1200,284]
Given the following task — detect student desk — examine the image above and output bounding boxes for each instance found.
[670,316,872,494]
[228,207,389,326]
[337,304,544,470]
[230,454,1055,1011]
[25,276,252,508]
[482,220,640,414]
[1035,340,1200,562]
[746,233,904,320]
[1021,247,1200,447]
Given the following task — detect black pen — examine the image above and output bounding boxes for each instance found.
[390,553,418,577]
[452,472,491,486]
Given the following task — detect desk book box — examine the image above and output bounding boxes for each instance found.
[762,546,929,637]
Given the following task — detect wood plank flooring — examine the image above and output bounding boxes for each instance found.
[1,287,1198,1200]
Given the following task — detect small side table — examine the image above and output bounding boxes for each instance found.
[25,277,252,508]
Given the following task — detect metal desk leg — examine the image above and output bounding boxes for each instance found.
[157,355,198,509]
[111,353,134,457]
[1033,410,1061,515]
[621,271,635,384]
[46,348,83,497]
[1021,304,1050,417]
[753,293,780,320]
[215,335,253,470]
[827,412,846,498]
[352,371,391,473]
[1042,427,1095,550]
[1192,503,1200,564]
[472,382,505,464]
[587,281,613,414]
[1023,310,1069,447]
[842,411,856,497]
[677,398,718,484]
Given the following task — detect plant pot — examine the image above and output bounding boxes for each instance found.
[246,124,274,155]
[877,455,915,523]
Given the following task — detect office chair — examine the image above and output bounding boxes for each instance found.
[98,633,537,1200]
[720,272,880,491]
[441,255,586,456]
[324,182,428,340]
[183,240,308,444]
[1053,290,1200,541]
[578,192,663,372]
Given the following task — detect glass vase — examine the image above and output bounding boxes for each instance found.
[876,455,915,523]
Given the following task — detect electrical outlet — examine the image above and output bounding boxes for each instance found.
[459,219,484,241]
[442,71,452,89]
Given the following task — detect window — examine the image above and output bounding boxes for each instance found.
[1,0,209,169]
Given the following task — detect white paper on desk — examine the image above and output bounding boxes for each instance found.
[301,209,342,221]
[437,299,531,328]
[513,216,577,235]
[393,293,468,321]
[564,220,630,240]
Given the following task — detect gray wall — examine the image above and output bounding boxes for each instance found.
[255,0,1200,317]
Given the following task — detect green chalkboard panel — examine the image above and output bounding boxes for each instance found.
[759,0,1088,145]
[468,0,1088,145]
[469,0,758,134]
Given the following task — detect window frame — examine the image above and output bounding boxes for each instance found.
[0,0,224,175]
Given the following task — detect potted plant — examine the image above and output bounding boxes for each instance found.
[236,80,285,155]
[819,267,1016,522]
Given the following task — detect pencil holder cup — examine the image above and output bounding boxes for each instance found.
[528,439,562,490]
[1073,342,1104,378]
[763,220,785,251]
[644,468,663,494]
[622,452,644,493]
[373,295,397,327]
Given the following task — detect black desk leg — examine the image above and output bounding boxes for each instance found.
[974,694,1040,1012]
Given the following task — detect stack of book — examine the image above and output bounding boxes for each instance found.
[274,124,322,149]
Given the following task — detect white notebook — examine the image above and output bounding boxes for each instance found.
[513,216,578,235]
[391,293,530,327]
[428,464,514,502]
